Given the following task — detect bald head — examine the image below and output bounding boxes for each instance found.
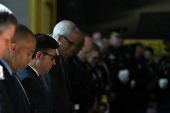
[12,24,34,44]
[77,31,84,44]
[84,36,93,52]
[3,24,36,73]
[77,35,93,62]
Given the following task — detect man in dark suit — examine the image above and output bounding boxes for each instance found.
[77,35,96,97]
[41,20,79,113]
[0,24,36,113]
[0,10,17,113]
[67,32,98,113]
[17,33,59,113]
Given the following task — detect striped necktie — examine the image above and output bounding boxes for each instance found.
[14,73,30,106]
[39,75,48,94]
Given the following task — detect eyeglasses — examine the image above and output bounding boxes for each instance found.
[58,34,75,47]
[42,51,56,61]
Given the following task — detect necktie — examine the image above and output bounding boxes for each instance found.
[58,55,63,67]
[14,73,30,106]
[39,75,48,94]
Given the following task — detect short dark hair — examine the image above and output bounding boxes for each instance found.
[0,12,17,34]
[32,33,60,58]
[12,24,34,43]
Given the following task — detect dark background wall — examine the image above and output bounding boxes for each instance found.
[57,0,170,39]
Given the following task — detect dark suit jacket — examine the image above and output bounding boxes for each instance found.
[0,61,32,113]
[67,55,95,113]
[41,55,71,113]
[0,80,15,113]
[17,65,50,113]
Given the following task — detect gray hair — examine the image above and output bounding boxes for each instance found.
[0,4,17,34]
[52,20,79,40]
[0,4,12,14]
[94,39,108,51]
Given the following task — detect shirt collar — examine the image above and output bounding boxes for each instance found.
[0,58,13,75]
[28,64,39,76]
[56,49,59,56]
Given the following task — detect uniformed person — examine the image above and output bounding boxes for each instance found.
[105,31,133,113]
[155,39,170,113]
[130,44,156,113]
[87,43,108,113]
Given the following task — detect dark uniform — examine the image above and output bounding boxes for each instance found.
[81,61,97,98]
[97,60,112,92]
[91,66,108,110]
[130,56,156,113]
[67,56,95,113]
[105,44,133,113]
[153,39,170,113]
[155,56,170,113]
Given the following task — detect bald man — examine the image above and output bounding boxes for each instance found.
[67,33,98,113]
[77,35,93,62]
[0,24,36,113]
[67,34,98,113]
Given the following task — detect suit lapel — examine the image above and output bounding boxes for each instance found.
[63,60,72,95]
[26,66,47,94]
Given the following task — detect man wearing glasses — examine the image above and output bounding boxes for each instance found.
[17,33,59,113]
[41,20,79,113]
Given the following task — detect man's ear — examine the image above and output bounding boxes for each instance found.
[57,35,63,43]
[10,43,17,55]
[36,51,43,60]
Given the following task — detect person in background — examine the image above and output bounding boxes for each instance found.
[94,39,111,92]
[17,33,59,113]
[102,37,109,44]
[105,31,133,113]
[87,43,108,113]
[67,32,98,113]
[130,44,153,113]
[92,31,102,41]
[155,39,170,113]
[77,35,98,113]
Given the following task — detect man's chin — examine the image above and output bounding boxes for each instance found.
[41,70,49,75]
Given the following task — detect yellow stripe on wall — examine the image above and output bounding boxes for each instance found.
[123,39,167,57]
[29,0,57,34]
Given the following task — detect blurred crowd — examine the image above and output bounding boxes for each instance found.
[83,31,170,113]
[1,3,170,113]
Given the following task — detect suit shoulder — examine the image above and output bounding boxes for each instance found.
[17,68,34,81]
